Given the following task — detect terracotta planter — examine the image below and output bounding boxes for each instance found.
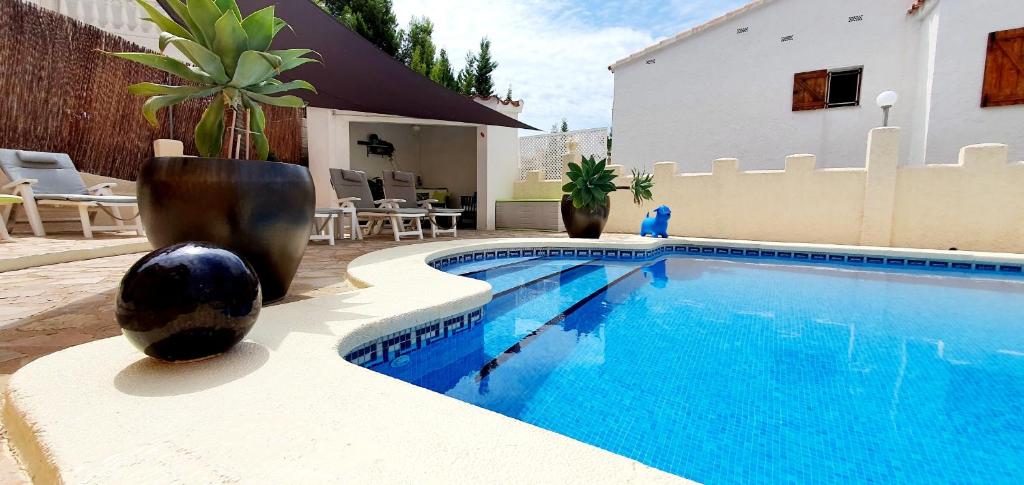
[560,194,609,239]
[137,157,315,303]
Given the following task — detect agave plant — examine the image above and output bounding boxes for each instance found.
[629,168,655,206]
[106,0,318,160]
[562,155,617,210]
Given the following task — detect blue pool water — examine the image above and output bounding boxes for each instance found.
[371,255,1024,483]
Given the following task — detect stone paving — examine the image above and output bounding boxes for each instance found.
[0,232,147,263]
[0,229,562,376]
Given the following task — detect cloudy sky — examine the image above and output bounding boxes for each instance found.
[392,0,749,132]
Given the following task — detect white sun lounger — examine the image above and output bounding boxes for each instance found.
[0,149,143,238]
[382,170,463,238]
[329,168,425,241]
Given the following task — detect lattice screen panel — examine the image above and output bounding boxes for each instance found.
[519,128,609,180]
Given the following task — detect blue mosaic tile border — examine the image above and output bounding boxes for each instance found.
[426,244,1024,275]
[346,244,1022,368]
[344,308,484,368]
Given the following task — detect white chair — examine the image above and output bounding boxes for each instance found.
[329,168,425,241]
[310,210,338,245]
[0,149,143,238]
[382,170,463,238]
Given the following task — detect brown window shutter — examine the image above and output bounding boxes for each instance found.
[982,27,1024,108]
[792,70,828,111]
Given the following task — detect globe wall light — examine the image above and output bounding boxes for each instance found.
[876,91,899,127]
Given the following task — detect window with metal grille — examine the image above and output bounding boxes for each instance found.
[827,68,862,107]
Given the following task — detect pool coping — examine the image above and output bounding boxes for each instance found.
[5,235,1023,483]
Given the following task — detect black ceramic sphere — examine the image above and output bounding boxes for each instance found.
[116,242,262,362]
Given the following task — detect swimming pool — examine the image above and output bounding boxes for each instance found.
[354,252,1024,483]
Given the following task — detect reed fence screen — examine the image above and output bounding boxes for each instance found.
[0,0,303,181]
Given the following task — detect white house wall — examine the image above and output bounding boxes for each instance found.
[611,0,1024,172]
[418,126,478,205]
[349,122,423,179]
[920,0,1024,164]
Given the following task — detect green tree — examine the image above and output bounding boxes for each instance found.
[472,37,498,97]
[429,49,458,90]
[560,118,569,132]
[319,0,401,57]
[456,52,477,95]
[504,85,513,102]
[399,16,435,75]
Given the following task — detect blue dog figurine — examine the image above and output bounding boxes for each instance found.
[640,205,671,238]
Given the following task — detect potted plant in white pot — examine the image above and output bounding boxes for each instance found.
[107,0,319,302]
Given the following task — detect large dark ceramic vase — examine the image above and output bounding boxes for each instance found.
[117,242,261,362]
[560,194,610,239]
[137,157,315,303]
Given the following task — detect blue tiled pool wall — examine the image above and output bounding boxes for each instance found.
[427,244,1024,275]
[344,308,484,368]
[345,244,1023,368]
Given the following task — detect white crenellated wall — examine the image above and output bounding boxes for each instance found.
[514,127,1024,253]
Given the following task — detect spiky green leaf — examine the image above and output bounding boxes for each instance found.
[241,6,275,51]
[134,0,192,42]
[104,52,211,83]
[246,79,316,95]
[243,91,306,107]
[214,0,242,20]
[272,17,288,36]
[212,9,248,75]
[187,0,222,48]
[141,94,189,127]
[280,57,318,73]
[128,82,221,98]
[194,94,226,157]
[161,34,228,83]
[255,51,283,69]
[268,48,320,72]
[162,0,208,46]
[230,50,277,87]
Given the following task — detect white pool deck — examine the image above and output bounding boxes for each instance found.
[5,236,1024,483]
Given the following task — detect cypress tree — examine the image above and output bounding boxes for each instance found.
[430,49,458,91]
[473,37,498,97]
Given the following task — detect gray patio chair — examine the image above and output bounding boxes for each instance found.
[329,168,425,241]
[382,170,463,238]
[0,149,143,238]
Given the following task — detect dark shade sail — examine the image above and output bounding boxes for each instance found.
[159,0,535,130]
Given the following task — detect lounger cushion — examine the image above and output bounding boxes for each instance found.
[0,149,90,195]
[15,151,61,165]
[314,208,349,215]
[430,208,463,214]
[382,170,419,209]
[358,207,427,215]
[390,171,414,183]
[34,194,137,204]
[340,170,365,183]
[329,168,375,210]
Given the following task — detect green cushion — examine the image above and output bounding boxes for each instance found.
[0,194,22,204]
